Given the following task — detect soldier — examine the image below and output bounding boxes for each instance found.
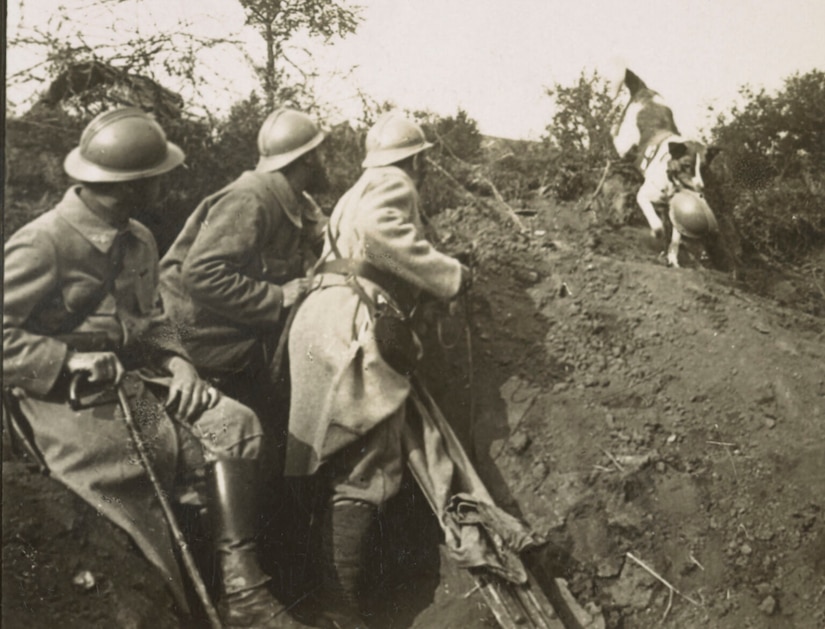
[159,108,328,438]
[2,108,290,628]
[285,112,471,628]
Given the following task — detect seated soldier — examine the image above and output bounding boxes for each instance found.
[2,108,289,628]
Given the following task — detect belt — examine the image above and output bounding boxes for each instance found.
[318,258,415,313]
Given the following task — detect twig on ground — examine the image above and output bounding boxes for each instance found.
[706,440,737,447]
[689,553,705,571]
[602,448,626,472]
[626,552,702,607]
[661,587,674,623]
[725,448,739,482]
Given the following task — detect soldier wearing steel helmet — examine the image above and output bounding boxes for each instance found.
[286,112,471,628]
[159,108,328,440]
[2,108,292,627]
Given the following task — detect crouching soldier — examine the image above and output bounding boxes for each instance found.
[2,108,287,628]
[285,112,471,628]
[159,108,328,446]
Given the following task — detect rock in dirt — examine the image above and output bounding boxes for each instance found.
[759,595,778,616]
[509,432,532,454]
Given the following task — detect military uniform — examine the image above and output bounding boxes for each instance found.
[286,165,462,505]
[160,171,323,418]
[3,187,263,609]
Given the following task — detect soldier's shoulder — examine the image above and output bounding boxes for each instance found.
[361,166,415,199]
[6,208,63,245]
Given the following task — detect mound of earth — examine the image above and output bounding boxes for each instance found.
[424,194,825,628]
[3,193,824,629]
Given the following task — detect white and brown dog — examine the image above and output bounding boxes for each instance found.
[610,68,720,267]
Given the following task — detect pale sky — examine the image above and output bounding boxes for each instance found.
[7,0,825,139]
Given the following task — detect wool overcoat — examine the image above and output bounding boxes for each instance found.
[159,171,322,373]
[3,188,194,606]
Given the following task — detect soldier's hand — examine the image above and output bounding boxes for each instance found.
[282,278,310,308]
[65,351,125,384]
[164,356,218,423]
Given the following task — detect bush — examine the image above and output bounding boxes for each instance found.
[710,70,825,262]
[543,71,616,201]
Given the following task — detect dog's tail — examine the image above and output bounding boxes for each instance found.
[623,69,648,97]
[603,56,647,100]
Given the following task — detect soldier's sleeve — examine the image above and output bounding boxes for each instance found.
[3,229,70,395]
[359,175,462,300]
[180,190,286,326]
[134,232,191,366]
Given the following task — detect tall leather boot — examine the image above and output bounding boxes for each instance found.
[316,499,375,629]
[207,458,284,628]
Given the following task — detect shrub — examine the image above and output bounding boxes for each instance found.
[710,70,825,262]
[543,71,616,201]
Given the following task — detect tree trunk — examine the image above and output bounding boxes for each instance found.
[265,22,275,110]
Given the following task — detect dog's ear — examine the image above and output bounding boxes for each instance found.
[705,146,722,165]
[668,142,689,160]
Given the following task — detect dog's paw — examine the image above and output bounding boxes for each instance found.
[666,255,680,268]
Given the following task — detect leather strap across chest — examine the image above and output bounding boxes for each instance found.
[317,258,415,314]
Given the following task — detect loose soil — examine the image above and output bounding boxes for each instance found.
[4,194,824,629]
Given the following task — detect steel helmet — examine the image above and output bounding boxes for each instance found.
[669,190,719,239]
[64,108,185,182]
[256,108,325,173]
[362,112,433,168]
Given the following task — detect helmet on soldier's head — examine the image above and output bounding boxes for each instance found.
[64,108,185,182]
[256,108,325,173]
[362,112,433,168]
[669,190,719,239]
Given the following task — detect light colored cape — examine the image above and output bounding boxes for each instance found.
[286,165,462,476]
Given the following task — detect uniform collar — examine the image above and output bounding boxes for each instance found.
[259,171,304,228]
[56,186,133,253]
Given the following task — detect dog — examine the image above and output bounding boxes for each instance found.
[610,68,720,267]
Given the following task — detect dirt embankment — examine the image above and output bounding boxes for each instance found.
[3,195,824,629]
[426,196,825,629]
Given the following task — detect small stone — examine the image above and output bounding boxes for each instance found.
[755,582,772,596]
[596,555,624,578]
[72,570,96,590]
[509,432,531,454]
[764,417,777,429]
[655,461,666,473]
[531,460,549,483]
[759,595,777,616]
[740,543,753,556]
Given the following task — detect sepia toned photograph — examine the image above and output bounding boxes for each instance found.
[3,1,824,627]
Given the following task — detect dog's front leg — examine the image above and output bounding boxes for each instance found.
[667,228,682,267]
[636,186,666,240]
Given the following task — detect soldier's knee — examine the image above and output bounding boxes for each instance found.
[195,395,264,460]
